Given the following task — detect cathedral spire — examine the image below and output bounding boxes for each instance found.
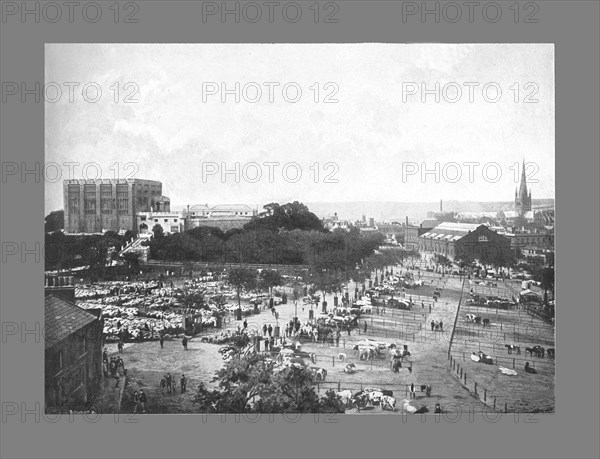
[515,159,532,215]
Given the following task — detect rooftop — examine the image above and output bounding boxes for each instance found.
[45,295,98,350]
[420,222,485,241]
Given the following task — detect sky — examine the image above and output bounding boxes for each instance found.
[45,43,555,214]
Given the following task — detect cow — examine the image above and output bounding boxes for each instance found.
[366,390,384,406]
[352,391,368,407]
[359,347,377,361]
[465,314,477,323]
[474,316,482,325]
[338,352,347,362]
[505,344,521,355]
[547,348,555,358]
[482,318,490,328]
[310,367,327,381]
[380,395,396,411]
[336,390,354,406]
[344,363,358,374]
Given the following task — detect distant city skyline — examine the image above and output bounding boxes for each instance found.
[45,43,555,213]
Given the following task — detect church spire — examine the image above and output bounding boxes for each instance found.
[519,159,528,198]
[515,159,532,215]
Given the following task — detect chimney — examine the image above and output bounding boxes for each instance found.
[406,216,408,226]
[440,199,443,212]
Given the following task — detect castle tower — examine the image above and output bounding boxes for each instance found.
[515,160,532,215]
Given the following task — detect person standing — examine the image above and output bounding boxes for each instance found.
[410,382,416,400]
[431,320,435,332]
[182,336,188,350]
[180,374,187,393]
[268,324,273,338]
[243,319,248,331]
[159,334,164,349]
[117,340,124,354]
[263,324,267,336]
[166,373,172,394]
[439,320,443,332]
[139,390,147,413]
[363,321,367,334]
[132,390,140,413]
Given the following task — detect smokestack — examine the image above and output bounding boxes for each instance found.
[406,216,408,226]
[440,199,443,212]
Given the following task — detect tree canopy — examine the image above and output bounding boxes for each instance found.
[243,202,325,233]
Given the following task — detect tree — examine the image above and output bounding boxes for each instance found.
[192,350,344,413]
[45,210,64,233]
[259,269,283,295]
[244,202,325,233]
[122,251,141,274]
[152,224,164,239]
[533,266,554,307]
[182,289,207,310]
[228,268,257,317]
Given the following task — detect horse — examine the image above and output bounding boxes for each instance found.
[505,344,521,355]
[526,346,545,358]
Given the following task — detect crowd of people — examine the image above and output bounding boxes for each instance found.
[159,373,188,395]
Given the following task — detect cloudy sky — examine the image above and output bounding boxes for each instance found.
[45,43,554,213]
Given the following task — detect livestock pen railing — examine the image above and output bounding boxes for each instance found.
[449,348,555,370]
[452,328,555,347]
[313,380,432,398]
[448,354,552,413]
[254,350,407,373]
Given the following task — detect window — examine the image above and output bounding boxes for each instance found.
[154,219,158,222]
[174,219,178,223]
[478,235,488,242]
[164,219,168,223]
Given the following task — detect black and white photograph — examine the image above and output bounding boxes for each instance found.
[44,43,555,415]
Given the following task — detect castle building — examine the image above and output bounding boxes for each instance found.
[63,179,166,234]
[515,160,532,215]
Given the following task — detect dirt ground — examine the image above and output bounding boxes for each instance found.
[103,271,553,414]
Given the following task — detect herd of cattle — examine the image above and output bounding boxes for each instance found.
[335,386,433,412]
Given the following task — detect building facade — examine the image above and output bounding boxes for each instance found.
[404,218,438,251]
[45,295,103,410]
[419,222,512,265]
[138,211,184,235]
[64,179,164,234]
[183,204,256,232]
